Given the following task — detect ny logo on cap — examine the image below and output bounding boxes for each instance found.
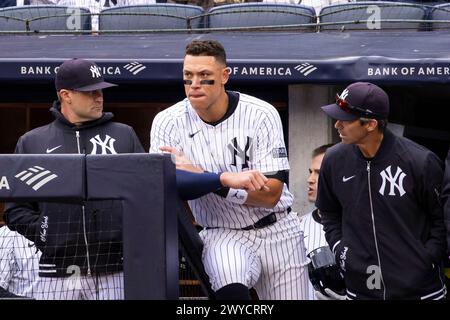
[340,88,349,100]
[90,65,102,79]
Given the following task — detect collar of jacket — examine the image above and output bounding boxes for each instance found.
[352,128,396,162]
[50,100,114,130]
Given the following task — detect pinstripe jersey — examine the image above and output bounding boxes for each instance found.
[299,209,327,255]
[0,226,41,298]
[299,209,328,300]
[150,91,294,228]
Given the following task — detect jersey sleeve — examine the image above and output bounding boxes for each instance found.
[149,110,182,154]
[252,108,290,174]
[0,228,14,290]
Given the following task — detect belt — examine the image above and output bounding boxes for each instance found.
[241,207,291,231]
[204,207,291,231]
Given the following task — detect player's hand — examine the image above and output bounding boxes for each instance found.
[220,171,270,192]
[315,288,346,300]
[160,146,203,173]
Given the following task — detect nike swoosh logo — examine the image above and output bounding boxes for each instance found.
[188,130,201,138]
[27,242,35,248]
[342,175,355,182]
[46,145,62,153]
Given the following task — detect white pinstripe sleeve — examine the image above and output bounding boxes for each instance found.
[299,212,329,300]
[253,108,289,174]
[149,110,182,154]
[299,212,328,255]
[0,228,14,290]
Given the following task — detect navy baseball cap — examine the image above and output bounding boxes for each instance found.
[321,82,389,121]
[55,58,117,92]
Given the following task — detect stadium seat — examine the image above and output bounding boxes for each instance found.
[318,1,427,31]
[98,4,205,31]
[430,3,450,30]
[0,5,91,32]
[206,3,317,32]
[0,0,16,9]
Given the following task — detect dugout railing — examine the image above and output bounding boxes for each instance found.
[0,153,213,300]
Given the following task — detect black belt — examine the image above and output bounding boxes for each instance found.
[241,207,291,231]
[204,207,291,231]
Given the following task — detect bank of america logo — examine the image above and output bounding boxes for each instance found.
[15,166,58,191]
[123,62,146,75]
[294,63,317,76]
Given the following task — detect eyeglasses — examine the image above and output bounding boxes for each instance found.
[335,94,381,119]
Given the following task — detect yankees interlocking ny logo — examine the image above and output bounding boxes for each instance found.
[90,134,117,154]
[90,65,102,78]
[379,165,406,197]
[228,136,253,169]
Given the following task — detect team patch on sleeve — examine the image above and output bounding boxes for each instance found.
[272,147,287,158]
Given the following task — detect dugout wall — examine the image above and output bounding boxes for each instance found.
[0,154,180,299]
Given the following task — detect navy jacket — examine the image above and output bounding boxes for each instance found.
[5,102,144,277]
[317,129,446,300]
[443,149,450,254]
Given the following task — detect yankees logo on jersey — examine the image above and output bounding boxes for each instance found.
[150,91,294,229]
[228,136,252,169]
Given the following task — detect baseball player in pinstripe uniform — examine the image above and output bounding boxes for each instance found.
[0,226,41,298]
[299,143,346,300]
[150,39,309,300]
[300,144,333,257]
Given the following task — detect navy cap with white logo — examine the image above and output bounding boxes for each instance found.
[321,82,389,121]
[55,58,117,92]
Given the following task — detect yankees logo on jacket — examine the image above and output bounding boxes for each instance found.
[4,102,144,277]
[317,129,446,300]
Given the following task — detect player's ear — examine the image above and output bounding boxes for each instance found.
[59,89,71,104]
[365,119,379,132]
[222,67,230,85]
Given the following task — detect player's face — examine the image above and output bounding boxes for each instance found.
[307,153,325,202]
[334,119,371,145]
[183,55,229,113]
[61,89,104,124]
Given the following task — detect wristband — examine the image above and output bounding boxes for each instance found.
[213,186,230,198]
[225,188,248,205]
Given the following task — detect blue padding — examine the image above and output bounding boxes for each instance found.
[1,32,450,84]
[0,154,85,201]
